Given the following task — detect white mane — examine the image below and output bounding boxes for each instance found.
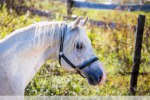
[0,21,89,65]
[33,22,62,49]
[30,21,89,56]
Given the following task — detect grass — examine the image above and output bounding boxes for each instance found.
[0,0,150,96]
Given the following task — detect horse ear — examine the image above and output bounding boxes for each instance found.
[80,16,89,26]
[71,16,82,30]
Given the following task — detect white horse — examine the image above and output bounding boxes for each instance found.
[0,17,106,95]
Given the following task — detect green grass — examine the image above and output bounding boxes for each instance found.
[0,0,150,96]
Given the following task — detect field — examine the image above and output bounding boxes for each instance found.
[0,0,150,96]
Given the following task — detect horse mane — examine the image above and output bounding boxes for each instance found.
[33,21,89,54]
[0,21,89,58]
[33,21,63,49]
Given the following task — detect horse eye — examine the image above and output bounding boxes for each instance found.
[76,42,84,50]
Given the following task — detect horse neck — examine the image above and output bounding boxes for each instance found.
[22,22,65,87]
[1,22,65,88]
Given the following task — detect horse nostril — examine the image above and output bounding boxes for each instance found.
[98,75,102,82]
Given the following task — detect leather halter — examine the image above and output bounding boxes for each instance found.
[59,24,99,78]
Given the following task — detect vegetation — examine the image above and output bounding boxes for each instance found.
[0,0,150,96]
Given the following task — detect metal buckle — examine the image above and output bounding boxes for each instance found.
[59,52,63,56]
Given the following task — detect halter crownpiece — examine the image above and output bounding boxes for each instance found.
[59,24,99,78]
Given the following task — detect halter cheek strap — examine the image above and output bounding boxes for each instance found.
[59,24,99,78]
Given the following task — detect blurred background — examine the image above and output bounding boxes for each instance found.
[0,0,149,96]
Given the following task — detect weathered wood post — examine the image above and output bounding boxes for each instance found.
[66,0,74,17]
[130,15,145,95]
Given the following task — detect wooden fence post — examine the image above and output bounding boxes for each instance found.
[66,0,74,17]
[130,15,145,95]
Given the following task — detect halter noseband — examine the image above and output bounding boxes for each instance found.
[59,24,99,78]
